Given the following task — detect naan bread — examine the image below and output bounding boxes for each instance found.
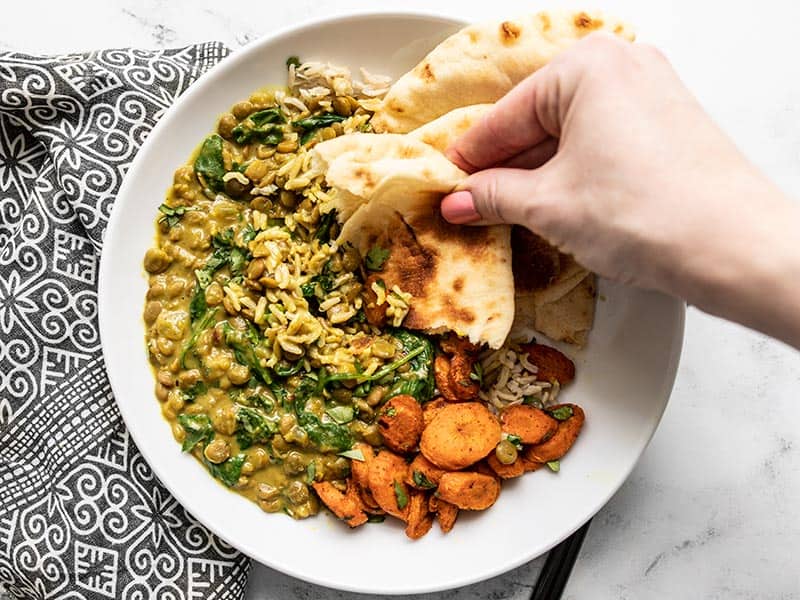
[313,134,515,348]
[512,270,596,347]
[312,133,465,220]
[407,104,492,152]
[372,10,634,133]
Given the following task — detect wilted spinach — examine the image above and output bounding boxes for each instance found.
[231,107,286,145]
[194,134,226,192]
[235,405,278,449]
[177,414,214,452]
[207,453,246,487]
[220,321,273,384]
[293,113,346,144]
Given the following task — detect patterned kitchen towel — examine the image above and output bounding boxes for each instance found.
[0,44,253,599]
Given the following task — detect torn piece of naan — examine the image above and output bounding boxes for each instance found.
[372,10,634,133]
[313,133,515,348]
[312,133,466,220]
[406,106,598,347]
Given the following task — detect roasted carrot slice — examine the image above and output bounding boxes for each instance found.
[435,498,459,533]
[312,480,368,527]
[500,405,558,445]
[520,342,576,384]
[420,402,501,470]
[406,454,446,489]
[448,353,480,400]
[485,453,526,479]
[404,490,434,540]
[436,471,501,510]
[525,404,585,463]
[377,394,424,455]
[350,442,374,491]
[423,397,448,427]
[367,449,411,520]
[434,355,459,402]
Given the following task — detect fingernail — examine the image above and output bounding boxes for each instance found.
[441,190,480,224]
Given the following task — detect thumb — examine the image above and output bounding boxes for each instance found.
[441,167,553,226]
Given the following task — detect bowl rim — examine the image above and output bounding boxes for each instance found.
[98,8,686,594]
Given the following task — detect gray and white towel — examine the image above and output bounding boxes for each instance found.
[0,43,253,599]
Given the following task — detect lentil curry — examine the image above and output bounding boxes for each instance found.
[143,59,585,538]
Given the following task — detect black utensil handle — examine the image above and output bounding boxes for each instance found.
[530,519,592,600]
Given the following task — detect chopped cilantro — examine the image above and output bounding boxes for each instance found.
[412,470,436,490]
[505,434,523,451]
[546,460,560,473]
[158,203,195,228]
[365,246,390,271]
[547,406,574,421]
[338,448,365,461]
[393,480,408,510]
[306,461,316,484]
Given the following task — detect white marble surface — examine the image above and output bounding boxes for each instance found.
[4,0,799,597]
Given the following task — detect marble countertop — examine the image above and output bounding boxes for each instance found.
[4,1,799,597]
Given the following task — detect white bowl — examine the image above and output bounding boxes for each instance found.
[98,11,685,595]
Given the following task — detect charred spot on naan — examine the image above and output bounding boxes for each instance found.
[538,13,552,32]
[415,62,436,82]
[375,214,437,300]
[511,226,561,292]
[500,21,522,44]
[352,167,376,193]
[574,12,604,32]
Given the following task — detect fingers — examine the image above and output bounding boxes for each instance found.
[444,68,553,172]
[500,137,558,170]
[441,167,554,226]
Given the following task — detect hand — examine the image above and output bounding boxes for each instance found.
[441,33,800,348]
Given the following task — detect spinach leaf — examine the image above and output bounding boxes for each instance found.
[249,107,286,127]
[296,411,353,452]
[319,330,434,403]
[177,414,214,452]
[194,134,226,192]
[231,123,283,146]
[221,321,272,384]
[315,210,337,243]
[182,380,207,402]
[179,309,218,369]
[158,203,194,228]
[188,272,208,324]
[293,113,347,144]
[365,246,390,271]
[207,453,246,487]
[230,107,285,145]
[192,226,252,303]
[383,329,435,402]
[235,405,278,449]
[274,361,303,377]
